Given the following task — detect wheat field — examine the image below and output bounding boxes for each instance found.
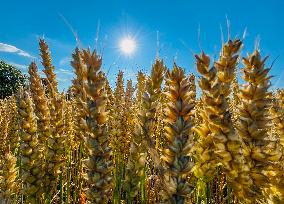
[0,37,284,204]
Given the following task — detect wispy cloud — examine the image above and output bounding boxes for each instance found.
[59,57,71,66]
[0,42,34,59]
[8,62,28,70]
[55,68,73,76]
[59,68,73,75]
[57,77,69,82]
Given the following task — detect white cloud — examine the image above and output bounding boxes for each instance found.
[55,68,73,76]
[0,42,34,59]
[8,62,28,70]
[58,68,73,75]
[57,77,69,82]
[59,57,71,66]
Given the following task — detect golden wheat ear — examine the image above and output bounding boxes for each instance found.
[104,75,114,113]
[268,90,284,202]
[210,39,256,200]
[71,48,88,145]
[75,48,113,203]
[192,52,218,179]
[236,49,282,201]
[39,39,58,97]
[135,71,147,108]
[28,61,52,191]
[0,97,19,158]
[16,88,44,203]
[109,70,130,159]
[124,79,135,159]
[193,40,256,202]
[160,65,195,203]
[271,89,284,148]
[0,153,18,203]
[125,60,165,200]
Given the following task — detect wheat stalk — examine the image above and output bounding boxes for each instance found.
[236,50,282,201]
[192,52,218,179]
[160,65,195,203]
[0,153,18,203]
[16,88,44,203]
[125,60,165,201]
[39,39,58,96]
[110,71,130,159]
[78,48,113,203]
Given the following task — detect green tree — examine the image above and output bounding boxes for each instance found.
[0,60,26,99]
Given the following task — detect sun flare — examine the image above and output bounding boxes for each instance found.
[119,37,136,55]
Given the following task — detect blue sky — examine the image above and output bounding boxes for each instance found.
[0,0,284,91]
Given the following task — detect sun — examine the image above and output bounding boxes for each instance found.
[119,37,137,56]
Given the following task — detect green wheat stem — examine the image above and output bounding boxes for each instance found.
[66,149,71,203]
[140,165,147,204]
[59,167,63,204]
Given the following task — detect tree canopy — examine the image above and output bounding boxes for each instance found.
[0,60,26,99]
